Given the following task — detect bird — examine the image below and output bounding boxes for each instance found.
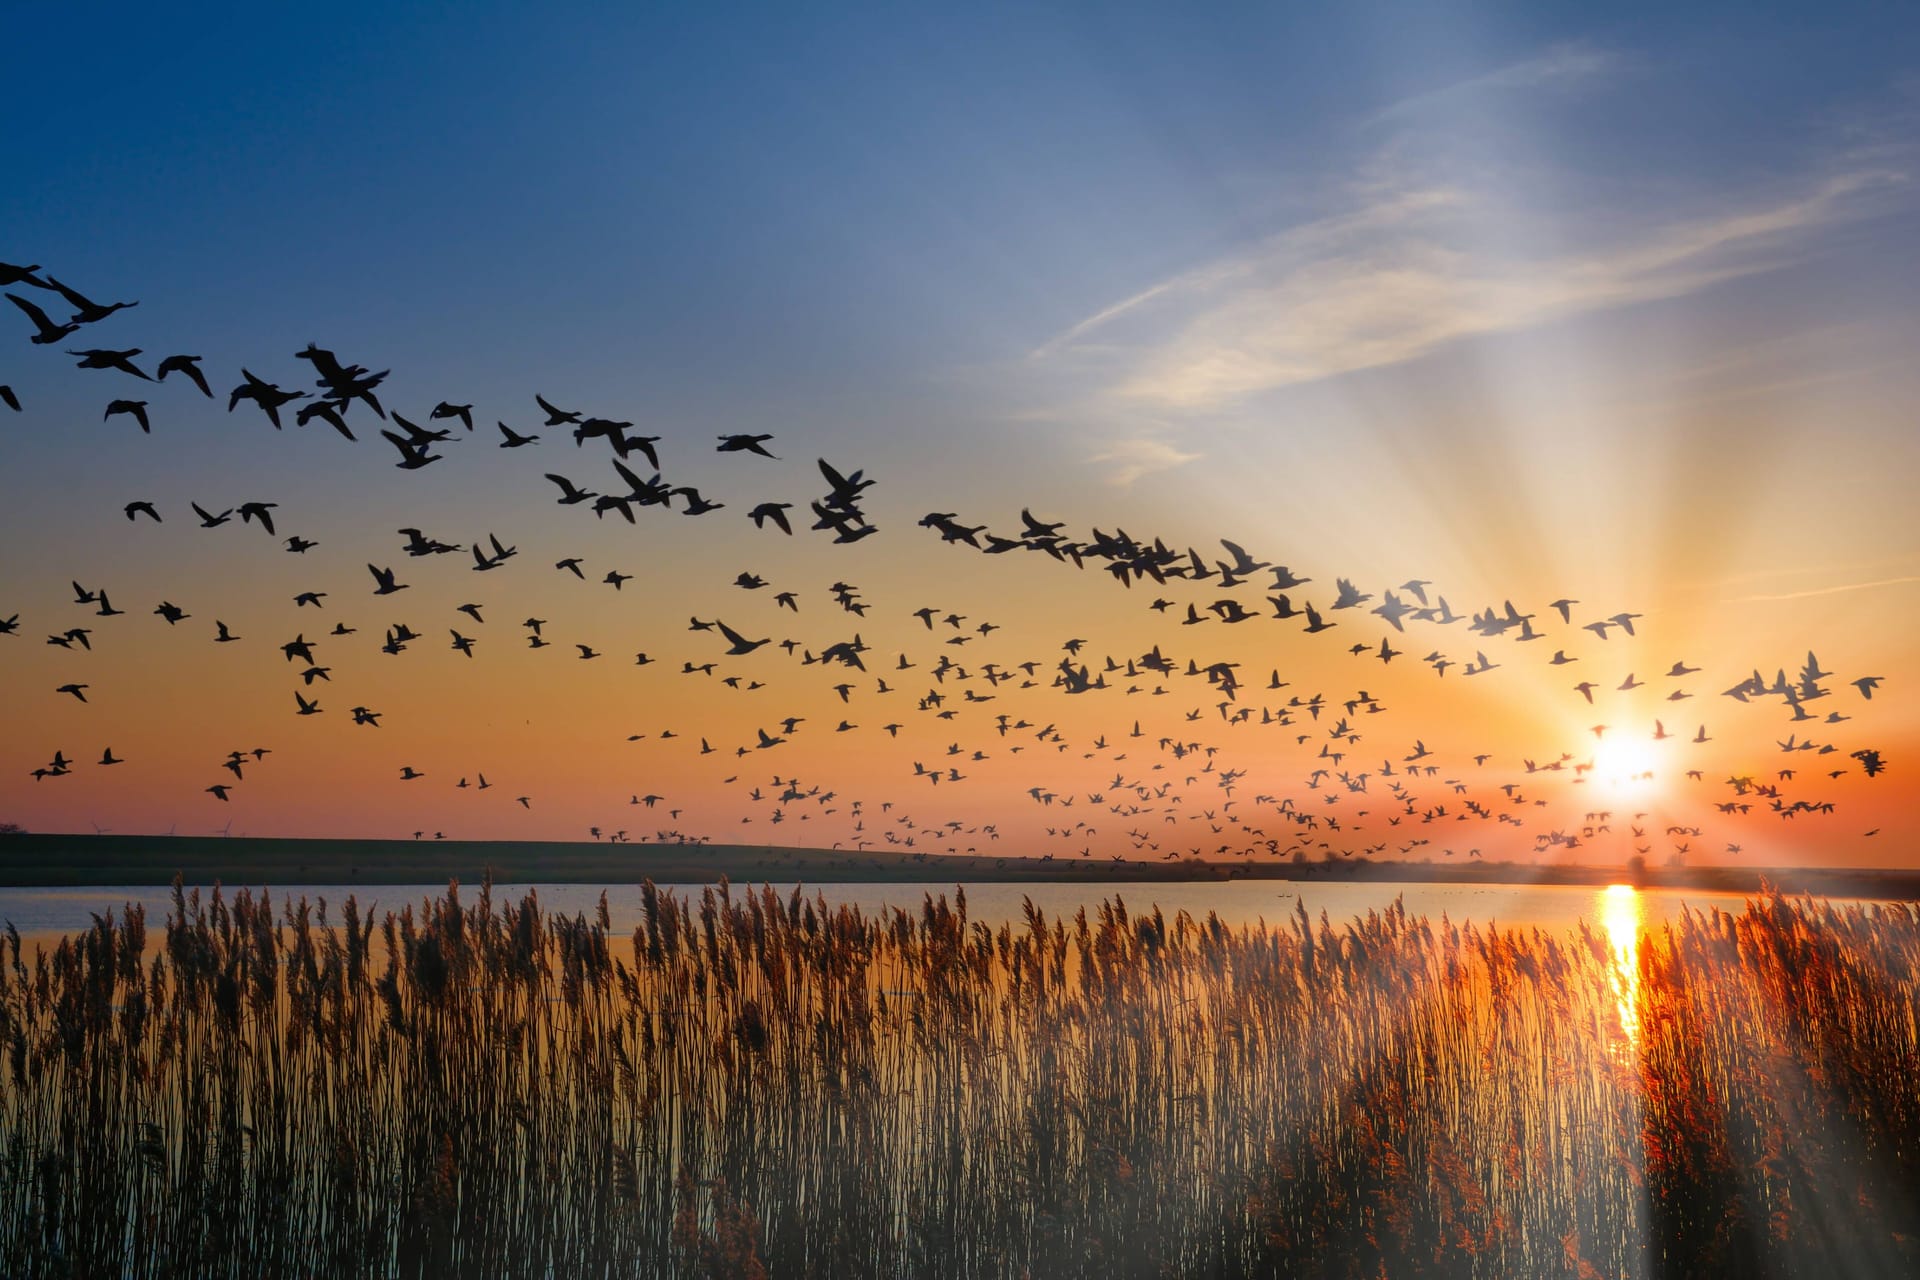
[56,683,89,702]
[368,564,408,595]
[228,369,307,428]
[191,502,233,527]
[104,400,151,433]
[431,402,474,431]
[155,354,213,397]
[238,501,278,535]
[123,501,161,522]
[8,291,81,344]
[296,400,357,440]
[749,502,795,535]
[545,474,597,505]
[497,421,539,448]
[69,348,151,379]
[0,262,48,288]
[43,276,138,324]
[716,621,771,656]
[535,394,581,426]
[717,433,779,458]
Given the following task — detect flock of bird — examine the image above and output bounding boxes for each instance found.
[1,255,1897,868]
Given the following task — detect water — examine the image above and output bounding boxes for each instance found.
[0,878,1872,949]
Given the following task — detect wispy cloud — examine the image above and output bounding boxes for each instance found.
[1035,165,1904,411]
[1731,576,1920,604]
[1368,41,1620,124]
[1088,435,1202,486]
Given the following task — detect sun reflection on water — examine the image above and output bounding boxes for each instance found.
[1601,884,1644,1048]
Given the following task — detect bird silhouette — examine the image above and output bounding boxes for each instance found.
[8,292,80,344]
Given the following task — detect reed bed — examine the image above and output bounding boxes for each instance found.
[1,877,1916,1278]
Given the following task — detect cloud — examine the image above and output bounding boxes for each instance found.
[1368,41,1620,124]
[1034,165,1902,411]
[1088,436,1203,486]
[1732,576,1920,604]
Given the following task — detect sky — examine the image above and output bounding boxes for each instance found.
[1,2,1916,867]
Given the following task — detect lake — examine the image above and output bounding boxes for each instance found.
[0,877,1883,949]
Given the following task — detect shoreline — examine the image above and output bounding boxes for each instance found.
[1,833,1915,899]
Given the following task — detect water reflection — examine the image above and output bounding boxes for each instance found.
[1600,884,1644,1046]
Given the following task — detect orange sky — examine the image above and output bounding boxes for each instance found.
[3,14,1916,869]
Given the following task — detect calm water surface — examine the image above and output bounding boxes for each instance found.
[0,879,1877,949]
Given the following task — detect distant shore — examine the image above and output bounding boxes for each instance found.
[0,833,1915,900]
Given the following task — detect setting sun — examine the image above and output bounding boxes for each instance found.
[1590,738,1661,790]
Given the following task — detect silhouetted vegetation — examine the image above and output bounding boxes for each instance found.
[1,878,1916,1276]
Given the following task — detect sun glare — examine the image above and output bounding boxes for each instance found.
[1601,884,1644,1047]
[1591,738,1660,790]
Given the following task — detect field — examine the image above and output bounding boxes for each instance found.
[1,878,1918,1277]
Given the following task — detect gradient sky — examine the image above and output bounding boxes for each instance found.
[2,3,1916,867]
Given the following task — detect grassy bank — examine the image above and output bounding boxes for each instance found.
[1,879,1918,1276]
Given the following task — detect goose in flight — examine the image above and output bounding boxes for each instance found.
[749,502,794,535]
[238,501,278,534]
[8,291,80,343]
[69,348,151,379]
[155,353,213,397]
[296,400,357,440]
[535,393,581,426]
[1331,578,1372,609]
[44,276,137,324]
[228,369,307,428]
[368,564,408,595]
[380,428,441,469]
[545,473,597,505]
[716,620,771,655]
[717,433,779,458]
[105,400,151,433]
[0,261,47,288]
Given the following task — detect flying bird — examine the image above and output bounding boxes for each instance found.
[155,354,213,397]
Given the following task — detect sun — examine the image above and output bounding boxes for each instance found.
[1591,738,1661,789]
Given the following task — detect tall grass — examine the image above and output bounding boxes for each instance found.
[0,876,1916,1277]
